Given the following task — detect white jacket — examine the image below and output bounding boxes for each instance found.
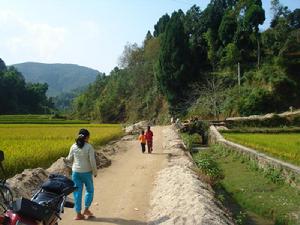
[67,142,97,176]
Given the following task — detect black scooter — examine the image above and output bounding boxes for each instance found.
[0,150,76,225]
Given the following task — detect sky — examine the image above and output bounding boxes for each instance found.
[0,0,298,74]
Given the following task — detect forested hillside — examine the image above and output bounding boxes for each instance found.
[73,0,300,123]
[0,59,54,114]
[13,62,100,96]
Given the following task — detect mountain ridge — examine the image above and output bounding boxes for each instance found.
[13,62,101,97]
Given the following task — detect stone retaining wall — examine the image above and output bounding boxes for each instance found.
[209,125,300,188]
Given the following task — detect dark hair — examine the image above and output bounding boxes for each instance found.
[147,126,150,130]
[141,130,144,134]
[76,128,90,148]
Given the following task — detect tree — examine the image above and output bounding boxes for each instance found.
[221,43,240,68]
[288,9,300,29]
[204,28,218,69]
[144,30,153,45]
[0,59,53,114]
[184,5,210,79]
[157,11,191,114]
[0,58,6,72]
[118,43,144,68]
[153,14,170,37]
[218,9,237,45]
[270,0,290,27]
[191,76,226,120]
[243,0,265,68]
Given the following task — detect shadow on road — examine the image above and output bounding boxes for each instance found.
[86,215,170,225]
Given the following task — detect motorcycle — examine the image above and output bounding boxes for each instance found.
[0,150,76,225]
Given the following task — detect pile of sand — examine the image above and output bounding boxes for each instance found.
[147,126,235,225]
[7,144,113,199]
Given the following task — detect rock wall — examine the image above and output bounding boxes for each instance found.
[209,125,300,188]
[147,126,235,225]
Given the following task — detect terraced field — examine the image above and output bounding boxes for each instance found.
[223,133,300,166]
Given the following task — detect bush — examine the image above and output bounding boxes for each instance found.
[193,151,224,184]
[182,120,210,144]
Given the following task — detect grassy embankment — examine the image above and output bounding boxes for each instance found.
[193,145,300,225]
[181,132,300,225]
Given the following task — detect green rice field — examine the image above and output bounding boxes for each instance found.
[0,124,123,177]
[223,133,300,166]
[0,114,88,124]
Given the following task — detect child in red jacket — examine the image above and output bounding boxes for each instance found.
[145,126,153,153]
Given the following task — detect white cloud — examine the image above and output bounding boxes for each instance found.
[0,10,67,60]
[79,20,100,39]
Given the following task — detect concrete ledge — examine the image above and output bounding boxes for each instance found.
[209,125,300,188]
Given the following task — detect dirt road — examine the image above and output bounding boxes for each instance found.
[61,126,168,225]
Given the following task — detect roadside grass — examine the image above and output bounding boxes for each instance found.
[180,133,201,151]
[0,124,123,177]
[222,133,300,166]
[192,145,300,225]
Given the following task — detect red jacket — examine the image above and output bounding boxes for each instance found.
[145,130,153,141]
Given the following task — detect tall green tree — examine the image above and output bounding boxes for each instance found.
[157,11,191,114]
[243,0,265,68]
[153,14,170,37]
[218,9,237,46]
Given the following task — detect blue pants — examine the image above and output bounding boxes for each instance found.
[72,171,94,213]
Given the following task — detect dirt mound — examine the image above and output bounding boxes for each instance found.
[7,168,49,199]
[7,144,114,199]
[47,157,71,177]
[147,126,235,225]
[95,152,111,168]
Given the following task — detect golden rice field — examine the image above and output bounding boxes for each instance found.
[223,133,300,166]
[0,124,123,177]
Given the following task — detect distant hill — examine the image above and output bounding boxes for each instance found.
[13,62,100,96]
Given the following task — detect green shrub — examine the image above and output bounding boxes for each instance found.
[181,133,201,151]
[193,152,224,184]
[264,167,285,184]
[182,120,210,144]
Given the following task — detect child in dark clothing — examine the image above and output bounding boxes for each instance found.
[138,130,146,153]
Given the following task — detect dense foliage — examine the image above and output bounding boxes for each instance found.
[73,0,300,122]
[72,38,169,123]
[0,59,54,114]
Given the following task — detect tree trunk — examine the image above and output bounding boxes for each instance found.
[257,34,260,69]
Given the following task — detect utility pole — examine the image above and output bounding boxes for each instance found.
[238,62,241,87]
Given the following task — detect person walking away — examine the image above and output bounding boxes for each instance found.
[145,126,153,153]
[66,128,97,220]
[138,130,146,153]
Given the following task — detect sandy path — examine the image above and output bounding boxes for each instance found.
[61,126,168,225]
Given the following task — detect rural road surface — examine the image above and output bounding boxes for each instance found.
[61,126,168,225]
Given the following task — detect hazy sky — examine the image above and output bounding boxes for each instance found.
[0,0,298,74]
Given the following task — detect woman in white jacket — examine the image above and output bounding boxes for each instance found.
[67,128,97,220]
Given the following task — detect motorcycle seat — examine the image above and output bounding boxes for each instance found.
[32,191,61,210]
